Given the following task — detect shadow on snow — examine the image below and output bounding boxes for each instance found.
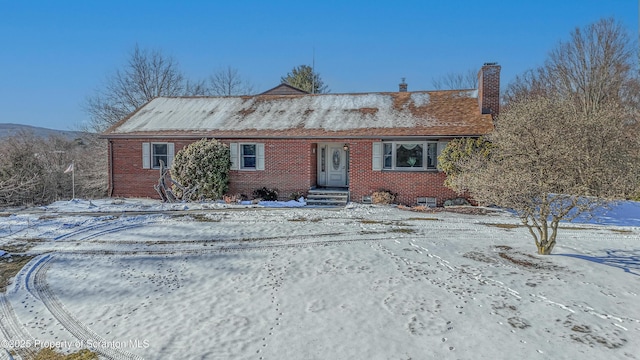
[554,249,640,276]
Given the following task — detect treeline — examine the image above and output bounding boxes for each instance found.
[0,132,107,207]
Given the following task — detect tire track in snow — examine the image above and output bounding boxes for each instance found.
[38,233,398,257]
[0,293,38,359]
[53,215,161,242]
[25,234,390,360]
[0,296,35,359]
[17,224,407,360]
[0,255,54,360]
[9,254,52,300]
[32,254,144,360]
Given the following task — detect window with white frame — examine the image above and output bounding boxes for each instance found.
[383,143,393,169]
[378,141,439,170]
[152,143,168,169]
[241,144,257,169]
[230,143,265,171]
[142,142,174,169]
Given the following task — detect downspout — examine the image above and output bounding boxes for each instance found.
[108,140,114,197]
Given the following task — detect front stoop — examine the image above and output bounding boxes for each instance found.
[306,188,350,206]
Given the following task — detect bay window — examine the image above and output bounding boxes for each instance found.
[377,141,440,171]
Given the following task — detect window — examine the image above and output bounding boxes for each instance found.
[377,141,439,171]
[241,144,256,169]
[426,143,438,169]
[395,143,424,168]
[383,143,393,169]
[142,142,174,169]
[230,143,265,171]
[152,143,168,169]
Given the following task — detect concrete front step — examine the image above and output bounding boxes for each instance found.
[306,189,349,206]
[307,194,349,199]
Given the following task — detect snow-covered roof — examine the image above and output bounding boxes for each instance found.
[103,89,492,138]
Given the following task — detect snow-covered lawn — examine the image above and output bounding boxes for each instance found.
[1,199,639,359]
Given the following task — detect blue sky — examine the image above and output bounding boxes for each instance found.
[0,0,637,131]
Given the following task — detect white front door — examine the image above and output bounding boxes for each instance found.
[326,144,348,187]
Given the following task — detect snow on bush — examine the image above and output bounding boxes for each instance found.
[171,139,231,200]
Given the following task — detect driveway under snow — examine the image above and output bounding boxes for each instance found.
[0,200,639,359]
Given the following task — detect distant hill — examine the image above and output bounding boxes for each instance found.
[0,123,86,140]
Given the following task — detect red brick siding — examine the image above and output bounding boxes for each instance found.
[227,140,315,199]
[109,138,459,205]
[109,138,315,200]
[347,140,459,206]
[109,138,192,198]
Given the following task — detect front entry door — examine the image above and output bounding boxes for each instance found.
[327,145,348,187]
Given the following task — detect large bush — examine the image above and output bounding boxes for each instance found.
[449,19,640,255]
[438,137,492,188]
[450,97,640,255]
[171,139,230,200]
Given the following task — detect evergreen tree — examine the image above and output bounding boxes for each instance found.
[280,65,329,94]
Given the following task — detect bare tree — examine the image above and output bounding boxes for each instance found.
[432,68,478,90]
[447,18,640,255]
[450,97,639,254]
[505,18,639,112]
[502,69,550,104]
[0,133,44,206]
[71,134,109,198]
[209,66,254,96]
[0,132,108,207]
[184,79,210,96]
[84,44,187,132]
[545,18,635,115]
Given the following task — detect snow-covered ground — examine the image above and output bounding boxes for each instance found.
[1,199,639,359]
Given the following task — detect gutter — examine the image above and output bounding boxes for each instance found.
[99,134,486,140]
[108,140,114,197]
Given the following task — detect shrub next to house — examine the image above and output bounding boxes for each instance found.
[171,139,231,200]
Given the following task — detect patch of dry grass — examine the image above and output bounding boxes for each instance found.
[38,215,60,220]
[482,223,594,231]
[399,205,500,215]
[189,214,221,222]
[463,251,499,264]
[288,217,322,222]
[359,219,383,224]
[558,226,592,230]
[0,255,35,292]
[1,238,43,253]
[482,223,522,229]
[34,348,98,360]
[493,245,564,271]
[609,228,633,234]
[389,228,416,234]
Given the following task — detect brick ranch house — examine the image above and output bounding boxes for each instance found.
[101,63,500,206]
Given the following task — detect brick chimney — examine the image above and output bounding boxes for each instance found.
[477,63,501,118]
[399,78,407,92]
